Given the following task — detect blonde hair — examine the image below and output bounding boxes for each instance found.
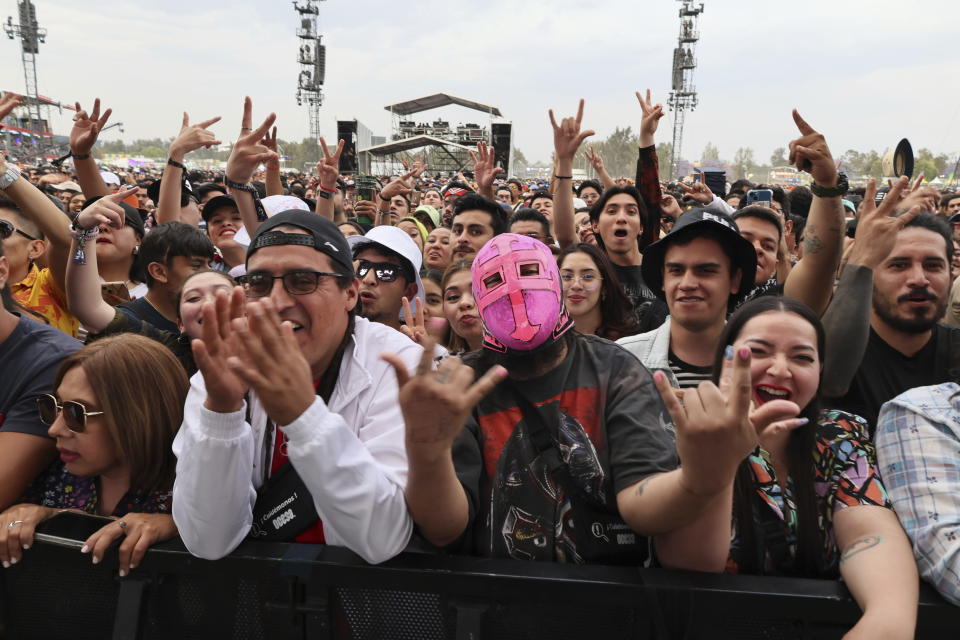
[55,334,188,492]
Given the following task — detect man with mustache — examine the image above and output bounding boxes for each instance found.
[826,193,958,432]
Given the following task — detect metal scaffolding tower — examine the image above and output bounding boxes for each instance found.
[667,1,704,179]
[294,1,326,141]
[4,0,49,153]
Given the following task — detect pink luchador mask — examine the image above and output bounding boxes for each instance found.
[471,233,573,353]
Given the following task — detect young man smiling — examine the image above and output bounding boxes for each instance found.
[618,209,756,389]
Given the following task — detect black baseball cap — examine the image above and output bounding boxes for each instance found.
[641,208,756,300]
[201,194,238,222]
[247,210,353,275]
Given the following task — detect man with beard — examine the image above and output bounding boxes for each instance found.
[388,233,796,571]
[827,201,957,432]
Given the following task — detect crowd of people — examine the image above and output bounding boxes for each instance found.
[1,88,959,636]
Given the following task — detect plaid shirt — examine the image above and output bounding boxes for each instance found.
[876,382,960,606]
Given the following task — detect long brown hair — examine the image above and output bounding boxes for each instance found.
[54,333,188,492]
[557,243,640,341]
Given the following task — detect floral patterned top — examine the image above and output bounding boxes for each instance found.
[727,409,891,577]
[25,461,171,517]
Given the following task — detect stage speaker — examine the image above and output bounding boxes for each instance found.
[491,123,512,173]
[882,138,914,178]
[337,120,358,174]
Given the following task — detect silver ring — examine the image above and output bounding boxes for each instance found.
[117,521,127,530]
[240,127,252,131]
[7,520,23,529]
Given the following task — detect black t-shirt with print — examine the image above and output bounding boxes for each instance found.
[452,334,677,564]
[829,324,959,435]
[612,264,668,332]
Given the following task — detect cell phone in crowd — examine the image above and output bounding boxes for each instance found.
[409,191,421,207]
[355,174,378,202]
[746,189,774,209]
[34,511,118,550]
[100,281,131,307]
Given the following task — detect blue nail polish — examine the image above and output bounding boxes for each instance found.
[796,417,810,426]
[724,345,734,361]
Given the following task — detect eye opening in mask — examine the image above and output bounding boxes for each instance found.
[483,272,504,290]
[518,263,540,277]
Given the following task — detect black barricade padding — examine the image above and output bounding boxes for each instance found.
[1,538,957,640]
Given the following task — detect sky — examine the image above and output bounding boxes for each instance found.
[2,0,959,167]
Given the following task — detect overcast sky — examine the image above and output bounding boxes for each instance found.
[2,0,958,166]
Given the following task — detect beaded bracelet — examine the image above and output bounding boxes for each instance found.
[69,227,100,265]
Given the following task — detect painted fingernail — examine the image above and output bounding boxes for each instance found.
[2,561,8,569]
[795,417,810,426]
[724,345,734,361]
[92,556,99,565]
[495,366,508,378]
[80,545,89,554]
[653,371,663,383]
[119,569,126,578]
[739,347,751,360]
[9,557,16,565]
[22,544,29,550]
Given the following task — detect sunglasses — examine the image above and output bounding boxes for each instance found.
[0,219,39,241]
[36,394,104,433]
[240,270,346,298]
[355,260,403,283]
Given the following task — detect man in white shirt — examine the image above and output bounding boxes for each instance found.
[172,210,422,563]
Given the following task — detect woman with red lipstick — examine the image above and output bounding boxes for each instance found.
[557,243,639,341]
[711,297,918,638]
[0,334,188,577]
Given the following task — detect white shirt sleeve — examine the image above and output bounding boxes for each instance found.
[172,374,259,560]
[703,194,736,216]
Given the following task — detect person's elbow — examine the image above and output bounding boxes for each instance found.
[172,503,248,561]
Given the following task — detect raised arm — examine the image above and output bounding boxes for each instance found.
[159,112,222,224]
[585,146,615,190]
[634,90,666,248]
[315,137,344,221]
[64,189,137,332]
[469,144,498,202]
[780,110,844,315]
[0,157,72,295]
[261,126,284,197]
[68,99,112,198]
[225,97,278,238]
[821,177,916,397]
[550,99,594,249]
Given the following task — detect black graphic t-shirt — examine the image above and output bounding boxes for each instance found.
[612,264,668,332]
[452,334,677,564]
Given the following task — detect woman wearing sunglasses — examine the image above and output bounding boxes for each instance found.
[0,333,188,576]
[556,243,640,341]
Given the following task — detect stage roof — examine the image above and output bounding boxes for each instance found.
[360,135,475,156]
[384,94,501,117]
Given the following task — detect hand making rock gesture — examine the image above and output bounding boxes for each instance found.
[550,99,595,161]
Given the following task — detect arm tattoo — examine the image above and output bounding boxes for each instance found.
[636,477,653,497]
[839,535,883,565]
[803,224,823,255]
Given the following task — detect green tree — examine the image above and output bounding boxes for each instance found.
[732,147,755,179]
[701,142,720,161]
[770,147,788,167]
[512,147,528,171]
[594,126,638,179]
[655,142,673,180]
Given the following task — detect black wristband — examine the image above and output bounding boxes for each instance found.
[72,152,91,160]
[315,189,332,200]
[167,158,186,171]
[554,175,572,180]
